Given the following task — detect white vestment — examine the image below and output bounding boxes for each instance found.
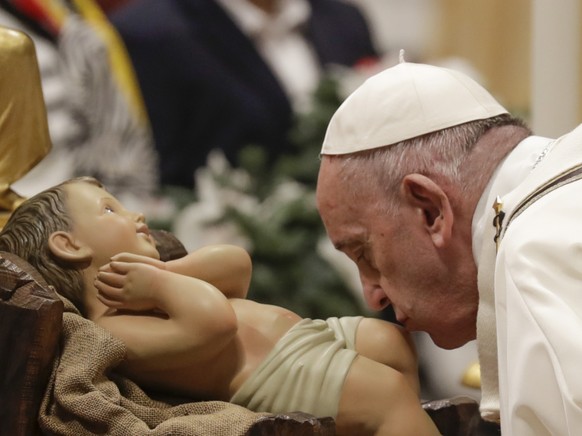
[473,124,582,434]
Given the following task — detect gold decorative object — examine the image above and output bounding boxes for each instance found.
[492,195,505,250]
[0,26,52,228]
[461,361,482,389]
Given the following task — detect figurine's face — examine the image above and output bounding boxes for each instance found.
[63,182,160,267]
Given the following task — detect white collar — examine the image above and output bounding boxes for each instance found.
[471,133,553,421]
[215,0,311,39]
[472,135,554,264]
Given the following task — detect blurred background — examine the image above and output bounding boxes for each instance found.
[355,0,581,138]
[2,0,581,403]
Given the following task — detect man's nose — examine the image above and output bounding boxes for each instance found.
[362,278,390,311]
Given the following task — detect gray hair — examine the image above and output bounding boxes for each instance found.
[335,114,531,214]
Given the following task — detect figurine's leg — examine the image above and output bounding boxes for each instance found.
[354,317,420,394]
[335,355,439,436]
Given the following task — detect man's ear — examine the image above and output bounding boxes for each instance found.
[48,231,92,262]
[400,174,453,248]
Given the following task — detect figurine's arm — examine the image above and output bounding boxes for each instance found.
[166,245,252,299]
[111,245,252,299]
[93,261,237,372]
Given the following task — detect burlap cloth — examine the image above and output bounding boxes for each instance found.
[38,298,269,435]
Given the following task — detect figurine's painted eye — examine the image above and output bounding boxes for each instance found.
[104,206,115,214]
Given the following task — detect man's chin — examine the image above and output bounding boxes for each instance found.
[429,332,474,350]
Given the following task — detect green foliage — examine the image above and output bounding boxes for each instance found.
[224,191,365,319]
[230,76,367,319]
[161,76,366,319]
[238,76,345,195]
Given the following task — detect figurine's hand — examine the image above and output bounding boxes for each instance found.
[110,252,167,270]
[95,261,160,311]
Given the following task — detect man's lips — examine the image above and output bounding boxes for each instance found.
[396,312,410,329]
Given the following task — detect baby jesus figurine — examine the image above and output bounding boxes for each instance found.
[0,177,439,435]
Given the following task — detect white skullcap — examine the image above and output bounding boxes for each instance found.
[321,61,508,155]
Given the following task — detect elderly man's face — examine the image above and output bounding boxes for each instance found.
[316,158,478,349]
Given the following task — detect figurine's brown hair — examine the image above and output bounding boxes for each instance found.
[0,177,103,314]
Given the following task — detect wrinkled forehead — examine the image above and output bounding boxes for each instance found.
[316,157,345,204]
[317,155,374,200]
[317,157,370,222]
